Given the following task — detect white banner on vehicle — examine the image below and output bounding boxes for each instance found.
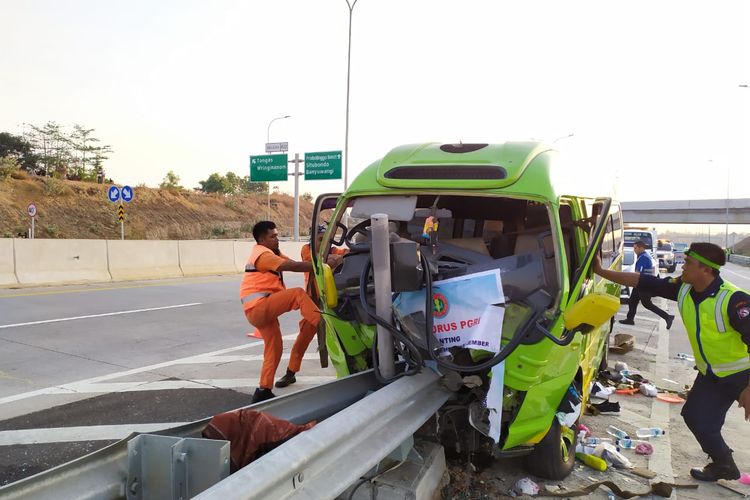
[393,269,505,352]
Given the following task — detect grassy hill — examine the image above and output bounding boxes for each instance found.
[0,173,313,240]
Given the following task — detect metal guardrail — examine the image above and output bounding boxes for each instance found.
[729,254,750,267]
[0,370,383,500]
[194,369,449,500]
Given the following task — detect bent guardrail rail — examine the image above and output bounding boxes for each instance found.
[0,370,384,500]
[195,369,449,500]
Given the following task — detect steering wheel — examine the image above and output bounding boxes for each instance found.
[344,219,372,252]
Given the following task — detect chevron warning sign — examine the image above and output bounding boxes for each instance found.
[117,203,125,222]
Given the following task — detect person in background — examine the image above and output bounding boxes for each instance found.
[240,221,343,403]
[300,224,348,293]
[594,242,750,481]
[619,240,675,329]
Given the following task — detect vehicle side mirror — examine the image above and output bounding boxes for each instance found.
[563,293,620,333]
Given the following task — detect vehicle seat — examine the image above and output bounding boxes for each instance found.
[441,237,490,257]
[489,234,513,259]
[514,230,558,293]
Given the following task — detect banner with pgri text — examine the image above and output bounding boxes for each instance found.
[393,269,505,352]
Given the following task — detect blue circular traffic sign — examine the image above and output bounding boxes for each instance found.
[121,185,134,203]
[107,186,120,202]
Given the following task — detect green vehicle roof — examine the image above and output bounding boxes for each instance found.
[346,141,560,201]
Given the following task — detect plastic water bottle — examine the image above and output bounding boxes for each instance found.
[606,425,629,440]
[583,437,613,446]
[636,427,666,439]
[616,437,643,449]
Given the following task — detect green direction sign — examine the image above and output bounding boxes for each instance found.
[250,154,288,182]
[304,151,342,180]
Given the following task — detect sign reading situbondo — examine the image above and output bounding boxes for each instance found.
[304,151,342,180]
[250,154,288,182]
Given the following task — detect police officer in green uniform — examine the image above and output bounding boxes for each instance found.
[594,242,750,481]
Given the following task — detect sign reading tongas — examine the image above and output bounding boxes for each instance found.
[250,154,289,182]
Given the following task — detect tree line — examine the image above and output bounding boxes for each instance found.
[0,122,113,182]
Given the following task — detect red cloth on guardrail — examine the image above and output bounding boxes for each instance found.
[202,409,316,472]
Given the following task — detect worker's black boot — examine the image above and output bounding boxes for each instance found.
[690,453,740,481]
[275,369,296,388]
[251,387,276,404]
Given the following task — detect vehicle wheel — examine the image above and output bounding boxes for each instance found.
[524,418,577,480]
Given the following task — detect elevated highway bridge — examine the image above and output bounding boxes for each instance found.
[621,198,750,224]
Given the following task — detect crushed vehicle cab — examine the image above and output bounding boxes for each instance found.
[308,142,622,479]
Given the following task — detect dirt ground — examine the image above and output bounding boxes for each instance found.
[441,297,750,499]
[0,174,312,240]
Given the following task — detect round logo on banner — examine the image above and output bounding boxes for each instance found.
[27,203,37,217]
[432,292,450,318]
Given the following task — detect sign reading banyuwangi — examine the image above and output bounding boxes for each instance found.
[304,151,342,180]
[250,154,289,182]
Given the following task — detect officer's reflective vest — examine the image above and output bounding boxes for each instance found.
[677,280,750,377]
[239,245,286,311]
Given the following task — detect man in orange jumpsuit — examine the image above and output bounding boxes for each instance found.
[241,221,342,404]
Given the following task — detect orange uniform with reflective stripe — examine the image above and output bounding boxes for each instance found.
[240,245,286,312]
[240,243,321,390]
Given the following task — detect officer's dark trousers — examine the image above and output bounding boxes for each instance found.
[626,289,671,322]
[681,369,749,460]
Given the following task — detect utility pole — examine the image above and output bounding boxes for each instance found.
[266,115,290,220]
[289,154,303,242]
[343,0,358,190]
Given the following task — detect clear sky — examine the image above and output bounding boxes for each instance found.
[1,0,748,207]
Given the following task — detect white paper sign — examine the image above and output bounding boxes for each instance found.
[393,269,505,352]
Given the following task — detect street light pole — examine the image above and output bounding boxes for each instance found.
[551,133,574,144]
[265,115,290,220]
[344,0,358,190]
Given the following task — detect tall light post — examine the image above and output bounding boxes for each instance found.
[551,133,574,144]
[265,115,290,219]
[344,0,358,190]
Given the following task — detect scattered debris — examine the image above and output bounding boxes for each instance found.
[540,480,697,498]
[614,361,629,372]
[511,477,540,496]
[634,443,653,456]
[592,401,621,413]
[717,478,750,497]
[610,334,635,354]
[639,383,657,397]
[656,393,685,404]
[630,467,657,479]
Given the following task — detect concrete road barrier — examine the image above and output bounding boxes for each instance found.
[14,239,111,285]
[0,239,18,286]
[107,240,182,281]
[233,240,253,273]
[280,241,306,260]
[179,240,236,276]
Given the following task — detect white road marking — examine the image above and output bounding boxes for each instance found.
[0,423,192,445]
[0,303,203,329]
[0,333,303,406]
[721,266,750,281]
[648,298,674,480]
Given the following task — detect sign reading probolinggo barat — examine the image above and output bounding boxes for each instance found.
[304,151,342,180]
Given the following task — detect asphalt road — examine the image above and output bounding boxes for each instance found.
[2,263,750,489]
[0,273,336,485]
